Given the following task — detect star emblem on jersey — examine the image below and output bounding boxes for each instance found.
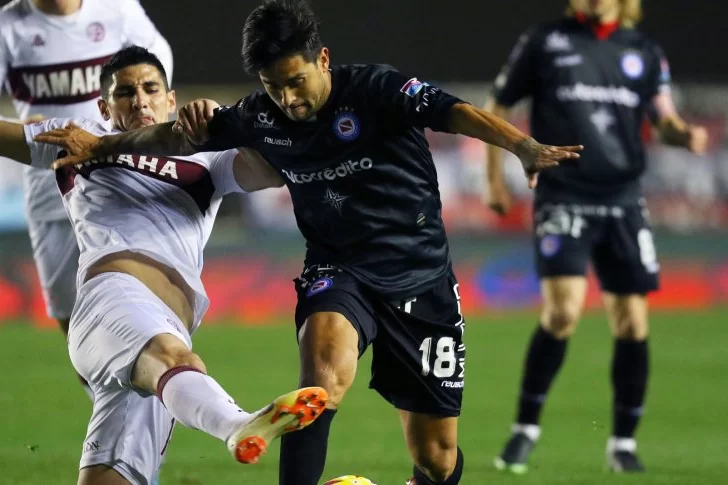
[322,187,348,214]
[590,108,615,134]
[621,51,644,79]
[333,107,360,142]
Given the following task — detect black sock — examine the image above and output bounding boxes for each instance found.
[412,447,464,485]
[612,339,649,438]
[516,325,568,425]
[279,408,336,485]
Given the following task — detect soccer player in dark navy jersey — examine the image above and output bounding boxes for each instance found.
[484,0,708,474]
[35,1,583,484]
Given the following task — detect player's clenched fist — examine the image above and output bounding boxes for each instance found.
[173,99,220,146]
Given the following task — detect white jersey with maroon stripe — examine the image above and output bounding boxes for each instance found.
[0,0,173,222]
[24,118,242,329]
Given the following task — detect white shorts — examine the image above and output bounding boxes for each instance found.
[68,272,193,485]
[27,218,79,320]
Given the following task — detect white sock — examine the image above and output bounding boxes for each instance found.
[607,436,637,453]
[512,423,541,442]
[159,369,251,442]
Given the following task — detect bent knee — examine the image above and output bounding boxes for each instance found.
[540,307,581,339]
[132,334,206,392]
[413,441,458,482]
[299,313,359,407]
[612,317,649,340]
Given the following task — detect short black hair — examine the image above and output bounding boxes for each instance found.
[100,46,169,99]
[241,0,323,74]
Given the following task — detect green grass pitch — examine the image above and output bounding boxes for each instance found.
[1,309,727,484]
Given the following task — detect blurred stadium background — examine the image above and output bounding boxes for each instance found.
[1,1,727,484]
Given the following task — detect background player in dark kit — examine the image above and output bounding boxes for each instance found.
[35,1,583,484]
[484,0,708,474]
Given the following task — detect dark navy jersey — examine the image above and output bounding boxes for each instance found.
[493,18,671,204]
[201,64,465,298]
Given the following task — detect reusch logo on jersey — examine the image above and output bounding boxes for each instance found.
[333,108,360,141]
[400,77,427,97]
[7,54,112,105]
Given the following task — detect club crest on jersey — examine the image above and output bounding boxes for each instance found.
[333,108,360,142]
[86,22,105,42]
[306,277,333,297]
[400,77,427,97]
[621,51,644,79]
[540,235,561,258]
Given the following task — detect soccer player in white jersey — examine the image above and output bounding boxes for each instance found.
[0,0,173,387]
[0,46,328,485]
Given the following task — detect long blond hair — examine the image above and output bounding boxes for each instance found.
[566,0,643,28]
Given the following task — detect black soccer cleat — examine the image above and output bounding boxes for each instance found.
[493,433,535,474]
[607,449,645,472]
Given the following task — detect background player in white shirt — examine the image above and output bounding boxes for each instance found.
[0,46,328,485]
[0,0,174,387]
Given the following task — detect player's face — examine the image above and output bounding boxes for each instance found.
[259,48,331,121]
[570,0,620,18]
[33,0,82,15]
[98,64,176,132]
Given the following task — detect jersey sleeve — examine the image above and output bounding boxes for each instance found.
[491,29,541,107]
[23,118,74,168]
[647,43,672,98]
[120,0,174,85]
[207,149,245,196]
[366,65,466,133]
[199,98,256,152]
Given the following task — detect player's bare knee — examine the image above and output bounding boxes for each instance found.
[300,338,357,407]
[541,306,581,338]
[132,334,205,392]
[299,313,359,407]
[412,440,458,482]
[612,315,648,341]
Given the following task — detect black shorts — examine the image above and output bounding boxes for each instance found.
[533,200,660,294]
[294,264,465,417]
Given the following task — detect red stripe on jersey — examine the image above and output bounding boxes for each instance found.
[7,55,112,105]
[55,154,216,213]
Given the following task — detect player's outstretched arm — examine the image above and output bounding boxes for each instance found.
[34,121,198,169]
[652,92,708,154]
[0,120,33,165]
[448,103,583,189]
[482,97,512,215]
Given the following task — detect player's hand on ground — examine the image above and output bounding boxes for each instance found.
[173,99,219,146]
[485,182,512,216]
[687,124,708,154]
[33,122,101,169]
[516,138,583,189]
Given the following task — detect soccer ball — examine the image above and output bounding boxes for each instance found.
[323,476,377,485]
